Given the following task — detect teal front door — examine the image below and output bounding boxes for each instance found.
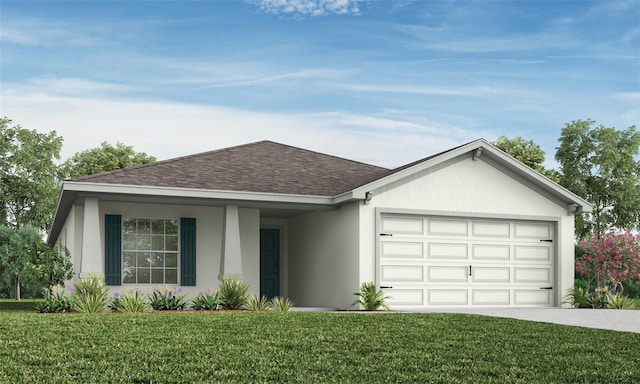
[260,228,280,299]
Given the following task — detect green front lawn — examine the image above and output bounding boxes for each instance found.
[0,312,638,383]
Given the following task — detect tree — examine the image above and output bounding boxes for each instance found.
[62,141,156,179]
[555,119,640,237]
[576,231,640,294]
[0,117,63,231]
[0,225,73,300]
[493,135,560,182]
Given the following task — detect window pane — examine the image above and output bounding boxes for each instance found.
[165,220,178,235]
[151,219,164,234]
[123,219,137,235]
[165,253,177,268]
[137,268,150,284]
[123,268,136,284]
[123,252,136,268]
[165,235,178,251]
[151,269,164,284]
[123,234,136,251]
[138,219,151,234]
[151,235,164,251]
[136,235,150,250]
[165,269,178,284]
[137,252,150,268]
[150,252,164,268]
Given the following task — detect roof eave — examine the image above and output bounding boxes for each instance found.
[343,138,593,214]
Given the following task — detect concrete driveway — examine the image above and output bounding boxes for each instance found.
[415,308,640,333]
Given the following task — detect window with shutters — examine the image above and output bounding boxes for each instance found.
[122,218,179,284]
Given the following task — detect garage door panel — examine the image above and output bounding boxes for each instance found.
[514,246,551,262]
[427,242,468,259]
[472,290,511,305]
[428,266,468,282]
[381,241,424,259]
[471,267,510,283]
[514,222,552,239]
[428,289,468,305]
[381,217,424,235]
[472,244,510,260]
[379,215,554,308]
[472,221,510,238]
[428,219,468,236]
[514,290,552,306]
[386,289,424,306]
[514,268,551,283]
[381,265,424,283]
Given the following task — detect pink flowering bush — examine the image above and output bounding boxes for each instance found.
[576,231,640,294]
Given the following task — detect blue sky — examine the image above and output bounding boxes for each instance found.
[1,0,638,168]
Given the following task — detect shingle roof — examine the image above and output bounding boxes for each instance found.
[73,141,393,197]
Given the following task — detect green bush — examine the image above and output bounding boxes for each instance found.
[622,279,640,298]
[218,277,249,310]
[562,285,591,308]
[148,286,187,311]
[110,288,149,313]
[270,296,294,312]
[352,282,390,311]
[191,289,220,311]
[606,293,640,309]
[35,285,75,313]
[73,275,110,313]
[246,294,271,311]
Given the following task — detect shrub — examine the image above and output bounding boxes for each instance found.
[606,293,640,309]
[74,275,110,313]
[352,282,390,311]
[622,279,640,298]
[218,277,249,310]
[563,285,591,308]
[271,296,294,312]
[35,285,75,313]
[110,288,149,313]
[245,294,271,311]
[191,289,220,311]
[148,286,187,311]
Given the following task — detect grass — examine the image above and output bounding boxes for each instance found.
[0,299,38,311]
[0,312,638,383]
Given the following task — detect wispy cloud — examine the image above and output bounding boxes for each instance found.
[248,0,364,16]
[0,22,98,47]
[612,92,640,101]
[194,68,353,89]
[3,78,136,98]
[1,89,479,168]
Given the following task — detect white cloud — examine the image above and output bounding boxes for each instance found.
[248,0,364,16]
[0,89,480,169]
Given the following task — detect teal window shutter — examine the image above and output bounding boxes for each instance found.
[104,214,122,286]
[180,217,196,286]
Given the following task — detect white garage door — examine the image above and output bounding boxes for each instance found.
[379,214,555,308]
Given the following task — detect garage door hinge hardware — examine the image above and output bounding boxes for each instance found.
[540,239,553,242]
[540,287,553,290]
[380,233,393,237]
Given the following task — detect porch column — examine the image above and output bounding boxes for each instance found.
[220,204,243,279]
[80,197,102,276]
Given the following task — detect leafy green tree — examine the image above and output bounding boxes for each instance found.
[62,141,156,179]
[0,225,73,300]
[555,119,640,237]
[0,117,63,231]
[493,135,560,182]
